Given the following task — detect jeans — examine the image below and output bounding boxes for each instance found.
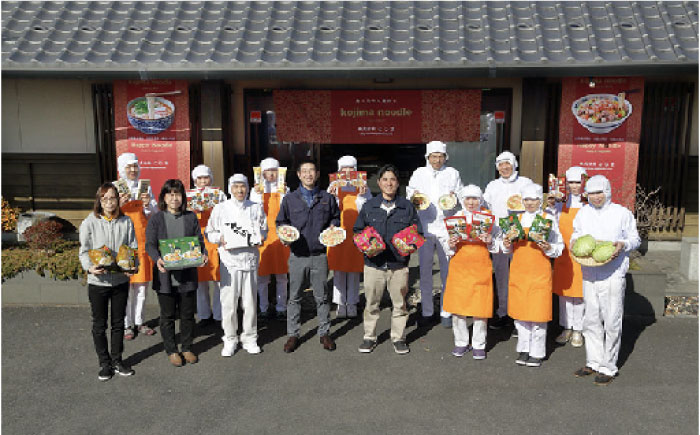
[88,283,129,366]
[287,253,331,337]
[157,289,196,355]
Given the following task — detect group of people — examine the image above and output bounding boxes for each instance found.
[79,141,639,386]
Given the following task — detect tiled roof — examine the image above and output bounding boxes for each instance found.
[2,1,697,75]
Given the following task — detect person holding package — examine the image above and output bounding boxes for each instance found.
[207,174,267,356]
[327,155,372,319]
[189,164,227,328]
[483,151,533,330]
[443,185,499,360]
[571,175,640,386]
[406,140,463,328]
[79,183,138,381]
[550,166,588,348]
[146,179,208,367]
[276,159,340,353]
[249,157,290,321]
[354,164,423,355]
[115,152,158,340]
[501,184,563,368]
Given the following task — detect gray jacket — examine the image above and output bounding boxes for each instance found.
[79,213,138,287]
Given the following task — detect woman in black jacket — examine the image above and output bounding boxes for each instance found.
[146,179,208,367]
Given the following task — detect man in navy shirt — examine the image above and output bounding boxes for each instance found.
[276,159,340,353]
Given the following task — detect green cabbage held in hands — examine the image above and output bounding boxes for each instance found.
[572,235,596,257]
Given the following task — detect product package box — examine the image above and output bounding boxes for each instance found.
[158,237,204,270]
[444,216,469,241]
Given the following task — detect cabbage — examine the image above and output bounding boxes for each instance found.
[592,242,616,263]
[572,235,596,257]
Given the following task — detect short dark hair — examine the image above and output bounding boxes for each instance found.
[296,158,317,173]
[93,183,123,218]
[158,179,187,212]
[377,164,400,181]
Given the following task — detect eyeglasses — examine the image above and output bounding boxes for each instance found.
[100,196,118,202]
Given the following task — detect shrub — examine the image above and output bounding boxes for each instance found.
[1,198,20,232]
[23,220,64,251]
[1,241,86,282]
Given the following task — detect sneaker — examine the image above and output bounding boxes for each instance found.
[336,304,347,319]
[574,366,596,378]
[451,345,471,357]
[489,315,510,330]
[124,327,135,341]
[570,331,584,348]
[472,349,487,360]
[441,316,453,329]
[242,343,262,354]
[138,324,156,336]
[594,373,615,386]
[113,361,135,376]
[555,328,573,344]
[515,352,529,365]
[525,356,543,367]
[358,340,377,353]
[393,340,410,355]
[347,304,358,318]
[221,339,238,357]
[98,364,113,381]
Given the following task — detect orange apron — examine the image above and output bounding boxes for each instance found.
[258,192,290,276]
[195,208,220,282]
[327,191,364,273]
[443,240,493,318]
[508,221,553,323]
[553,205,583,297]
[121,200,152,284]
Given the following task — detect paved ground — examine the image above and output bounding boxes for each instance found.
[2,304,697,435]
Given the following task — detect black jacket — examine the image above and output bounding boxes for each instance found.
[145,210,207,293]
[353,195,423,270]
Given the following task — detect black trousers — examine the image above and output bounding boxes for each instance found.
[88,282,129,366]
[157,289,196,355]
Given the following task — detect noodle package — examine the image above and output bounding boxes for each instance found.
[158,237,204,270]
[528,214,553,243]
[499,215,525,242]
[391,224,425,257]
[353,226,385,258]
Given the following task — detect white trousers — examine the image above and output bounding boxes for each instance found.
[582,277,625,377]
[514,320,547,359]
[492,251,512,318]
[220,266,258,345]
[124,283,147,328]
[196,281,221,321]
[559,295,585,330]
[332,271,360,306]
[452,316,488,350]
[418,234,450,318]
[257,273,288,313]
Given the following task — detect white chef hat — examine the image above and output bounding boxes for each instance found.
[117,153,139,179]
[425,140,449,160]
[495,151,518,169]
[260,157,280,171]
[584,175,612,203]
[458,184,483,202]
[228,173,249,195]
[521,183,543,201]
[565,166,588,182]
[191,164,212,182]
[337,155,357,171]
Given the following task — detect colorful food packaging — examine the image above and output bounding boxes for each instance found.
[277,167,287,193]
[506,194,525,212]
[444,216,469,241]
[277,225,300,243]
[319,227,346,247]
[353,226,386,258]
[528,214,553,243]
[89,245,115,267]
[556,176,567,197]
[548,174,558,193]
[113,179,131,196]
[158,237,204,270]
[499,215,525,242]
[471,211,495,239]
[116,245,137,271]
[186,187,223,211]
[253,167,262,192]
[411,193,430,211]
[137,179,150,196]
[438,193,458,211]
[391,224,426,256]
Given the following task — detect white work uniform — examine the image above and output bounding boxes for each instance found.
[206,198,267,349]
[572,201,640,376]
[249,180,290,314]
[407,164,463,318]
[483,172,533,318]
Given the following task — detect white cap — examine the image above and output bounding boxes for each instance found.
[495,151,518,169]
[228,173,249,195]
[584,175,612,203]
[337,155,358,171]
[458,184,483,202]
[425,140,449,160]
[565,166,587,182]
[260,157,280,171]
[117,153,139,179]
[191,164,212,182]
[521,183,543,200]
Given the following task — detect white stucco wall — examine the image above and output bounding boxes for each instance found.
[1,78,95,153]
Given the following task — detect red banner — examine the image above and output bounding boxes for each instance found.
[559,77,643,145]
[557,142,638,210]
[114,80,190,192]
[274,90,480,144]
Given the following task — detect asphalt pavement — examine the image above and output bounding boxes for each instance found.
[2,304,697,435]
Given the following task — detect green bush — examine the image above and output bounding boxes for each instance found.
[1,241,86,283]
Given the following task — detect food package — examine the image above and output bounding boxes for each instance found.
[116,245,137,271]
[353,226,385,258]
[88,245,115,267]
[548,174,558,194]
[277,225,300,244]
[253,166,262,192]
[137,179,150,196]
[113,179,131,196]
[319,227,346,247]
[411,193,430,211]
[328,173,338,189]
[444,216,469,241]
[222,220,262,249]
[527,214,553,243]
[353,171,368,188]
[186,187,223,211]
[158,237,204,270]
[438,193,457,211]
[506,194,525,212]
[557,176,567,197]
[277,167,287,193]
[499,215,525,242]
[391,224,426,257]
[471,211,495,240]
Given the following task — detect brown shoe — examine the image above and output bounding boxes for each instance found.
[574,366,596,378]
[320,335,336,351]
[182,351,198,364]
[283,336,299,353]
[168,353,183,367]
